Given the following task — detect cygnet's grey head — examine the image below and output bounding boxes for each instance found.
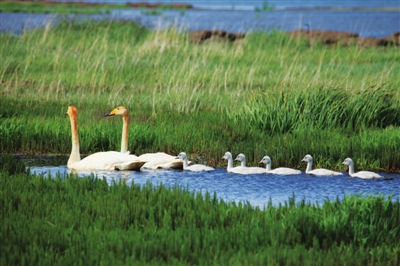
[222,152,232,160]
[235,153,246,162]
[301,154,313,163]
[342,158,353,166]
[259,156,271,165]
[176,152,187,160]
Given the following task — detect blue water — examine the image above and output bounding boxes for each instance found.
[28,164,400,209]
[1,1,399,37]
[64,0,400,10]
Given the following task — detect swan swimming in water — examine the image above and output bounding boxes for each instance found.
[222,152,264,175]
[105,106,184,170]
[175,152,214,172]
[234,153,266,174]
[259,156,301,175]
[66,106,146,171]
[301,154,342,176]
[342,158,383,179]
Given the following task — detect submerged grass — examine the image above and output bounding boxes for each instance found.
[0,19,399,171]
[1,158,399,265]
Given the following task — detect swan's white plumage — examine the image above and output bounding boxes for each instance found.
[66,106,146,171]
[234,153,266,174]
[222,152,263,175]
[176,152,214,172]
[139,152,184,170]
[342,158,383,179]
[259,156,301,175]
[301,154,342,176]
[105,106,183,170]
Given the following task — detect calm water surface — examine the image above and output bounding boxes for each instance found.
[67,0,400,10]
[1,8,399,38]
[27,157,400,208]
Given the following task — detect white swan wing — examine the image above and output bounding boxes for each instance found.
[139,152,184,170]
[229,166,265,175]
[228,166,246,174]
[308,168,343,176]
[352,171,383,179]
[247,167,266,174]
[69,151,146,171]
[269,167,301,175]
[186,164,214,172]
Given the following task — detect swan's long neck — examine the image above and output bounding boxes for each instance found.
[266,161,272,171]
[121,115,130,153]
[227,157,234,169]
[241,157,246,167]
[68,113,81,166]
[182,157,189,169]
[348,161,355,175]
[306,161,313,173]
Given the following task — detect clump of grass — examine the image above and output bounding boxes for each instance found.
[0,154,26,175]
[1,170,399,264]
[228,83,400,134]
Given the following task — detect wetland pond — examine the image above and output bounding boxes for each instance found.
[24,155,400,208]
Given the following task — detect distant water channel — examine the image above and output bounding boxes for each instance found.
[26,157,400,208]
[1,8,399,38]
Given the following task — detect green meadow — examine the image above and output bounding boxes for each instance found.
[1,155,399,265]
[1,20,399,171]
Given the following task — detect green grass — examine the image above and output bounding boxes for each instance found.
[0,1,128,14]
[0,155,399,265]
[0,1,191,14]
[0,19,399,172]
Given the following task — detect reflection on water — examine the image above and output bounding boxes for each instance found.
[28,162,400,208]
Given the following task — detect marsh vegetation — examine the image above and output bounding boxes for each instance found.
[1,155,399,264]
[0,20,399,173]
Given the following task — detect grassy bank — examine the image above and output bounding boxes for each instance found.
[1,155,399,265]
[1,20,399,172]
[0,1,192,15]
[0,1,126,14]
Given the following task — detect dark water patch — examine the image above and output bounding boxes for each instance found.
[16,154,69,167]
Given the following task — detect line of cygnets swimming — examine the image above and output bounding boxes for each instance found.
[66,106,384,180]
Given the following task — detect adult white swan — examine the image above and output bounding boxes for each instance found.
[234,153,266,174]
[175,152,214,172]
[301,154,342,176]
[222,152,264,175]
[259,156,301,175]
[66,106,146,171]
[342,158,383,179]
[105,106,184,170]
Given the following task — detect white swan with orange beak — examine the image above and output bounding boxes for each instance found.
[105,106,184,170]
[66,106,146,171]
